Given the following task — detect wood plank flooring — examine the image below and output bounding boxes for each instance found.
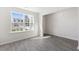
[0,36,78,51]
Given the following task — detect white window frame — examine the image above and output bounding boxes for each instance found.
[10,11,34,33]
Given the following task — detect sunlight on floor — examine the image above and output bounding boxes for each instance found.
[32,36,51,40]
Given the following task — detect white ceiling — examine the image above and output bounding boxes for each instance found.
[20,7,70,15]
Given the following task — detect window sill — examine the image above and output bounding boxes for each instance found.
[10,30,32,33]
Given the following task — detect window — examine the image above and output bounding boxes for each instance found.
[10,11,34,33]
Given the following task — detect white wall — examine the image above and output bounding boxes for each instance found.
[0,7,39,45]
[38,14,43,36]
[77,8,79,40]
[43,16,45,33]
[77,8,79,49]
[43,8,78,40]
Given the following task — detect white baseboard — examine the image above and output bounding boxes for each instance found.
[0,35,38,46]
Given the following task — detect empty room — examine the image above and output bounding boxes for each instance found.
[0,7,78,51]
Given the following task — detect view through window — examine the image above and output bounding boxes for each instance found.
[10,11,34,33]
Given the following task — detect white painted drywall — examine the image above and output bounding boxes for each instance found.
[43,8,78,40]
[43,16,45,33]
[0,7,39,45]
[20,7,70,15]
[77,8,79,49]
[77,8,79,40]
[38,14,43,36]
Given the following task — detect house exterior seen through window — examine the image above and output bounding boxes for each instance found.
[10,11,34,33]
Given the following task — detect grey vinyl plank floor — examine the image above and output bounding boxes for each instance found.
[0,35,78,51]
